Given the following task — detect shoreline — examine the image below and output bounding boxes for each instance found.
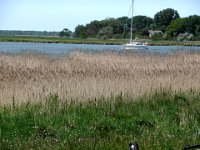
[0,35,200,46]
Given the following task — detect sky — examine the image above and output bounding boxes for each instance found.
[0,0,200,32]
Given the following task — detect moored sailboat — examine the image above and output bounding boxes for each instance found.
[122,0,148,50]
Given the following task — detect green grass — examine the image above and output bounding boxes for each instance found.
[147,40,200,46]
[1,35,200,46]
[1,89,200,149]
[0,35,123,45]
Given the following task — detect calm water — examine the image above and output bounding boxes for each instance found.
[0,42,200,56]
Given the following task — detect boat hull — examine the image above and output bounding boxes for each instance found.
[122,43,148,50]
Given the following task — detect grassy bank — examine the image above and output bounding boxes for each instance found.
[0,35,200,46]
[147,40,200,46]
[0,35,122,45]
[1,90,200,149]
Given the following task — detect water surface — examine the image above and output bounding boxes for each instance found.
[0,42,200,56]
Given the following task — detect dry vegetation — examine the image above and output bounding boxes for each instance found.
[0,51,200,105]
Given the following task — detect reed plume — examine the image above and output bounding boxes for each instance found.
[0,51,200,105]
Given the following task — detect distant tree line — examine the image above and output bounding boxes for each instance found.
[1,8,200,41]
[71,8,200,40]
[74,16,153,39]
[59,28,72,37]
[0,30,60,37]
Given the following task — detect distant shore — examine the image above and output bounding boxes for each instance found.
[0,35,200,46]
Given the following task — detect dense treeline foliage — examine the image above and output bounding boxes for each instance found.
[166,15,200,37]
[74,16,153,39]
[0,30,60,37]
[73,8,200,40]
[154,8,180,31]
[59,28,72,37]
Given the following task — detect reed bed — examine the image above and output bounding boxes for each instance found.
[0,51,200,105]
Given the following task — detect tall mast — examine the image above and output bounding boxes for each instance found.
[130,0,134,43]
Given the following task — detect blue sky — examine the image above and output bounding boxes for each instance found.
[0,0,199,31]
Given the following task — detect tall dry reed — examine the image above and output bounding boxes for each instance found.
[0,51,200,105]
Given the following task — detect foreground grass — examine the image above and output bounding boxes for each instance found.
[1,90,200,149]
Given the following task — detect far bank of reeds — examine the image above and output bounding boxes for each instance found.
[1,35,200,46]
[0,51,200,105]
[0,36,122,45]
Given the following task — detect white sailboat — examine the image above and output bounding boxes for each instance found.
[122,0,148,50]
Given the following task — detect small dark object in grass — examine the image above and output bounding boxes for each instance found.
[182,144,200,150]
[128,142,139,150]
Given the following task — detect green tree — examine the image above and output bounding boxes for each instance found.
[116,16,130,35]
[59,28,72,37]
[188,15,200,25]
[99,18,122,34]
[85,20,101,37]
[154,8,180,31]
[132,16,153,32]
[165,18,186,37]
[188,15,200,36]
[74,25,87,38]
[97,26,114,39]
[184,18,196,35]
[109,18,122,34]
[166,16,200,37]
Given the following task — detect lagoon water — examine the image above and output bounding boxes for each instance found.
[0,42,200,56]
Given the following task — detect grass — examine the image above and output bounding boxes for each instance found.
[1,35,200,46]
[147,40,200,46]
[0,35,123,45]
[0,51,200,149]
[0,89,200,149]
